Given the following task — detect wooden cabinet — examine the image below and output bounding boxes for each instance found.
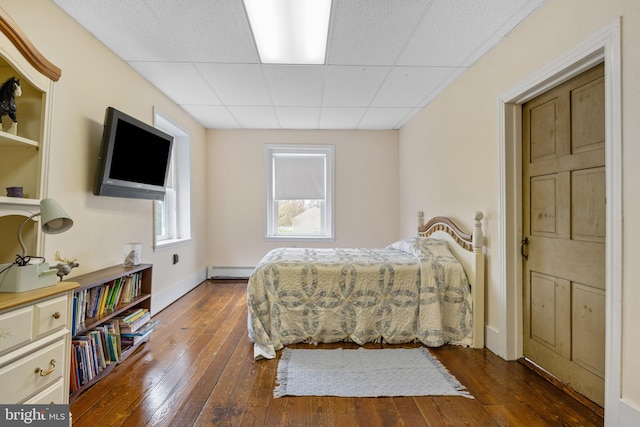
[0,282,78,404]
[69,264,153,402]
[0,8,61,262]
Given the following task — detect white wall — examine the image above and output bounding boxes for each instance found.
[399,0,640,420]
[207,129,399,267]
[0,0,209,310]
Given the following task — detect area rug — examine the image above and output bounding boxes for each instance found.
[273,347,473,398]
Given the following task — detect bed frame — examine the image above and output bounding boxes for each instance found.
[417,211,485,348]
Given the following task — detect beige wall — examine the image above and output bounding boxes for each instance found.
[399,0,640,413]
[0,0,209,308]
[207,129,399,267]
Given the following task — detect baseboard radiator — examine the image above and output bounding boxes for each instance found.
[207,266,254,280]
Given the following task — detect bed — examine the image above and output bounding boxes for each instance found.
[247,212,485,360]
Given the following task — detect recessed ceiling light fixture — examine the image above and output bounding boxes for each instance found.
[243,0,332,65]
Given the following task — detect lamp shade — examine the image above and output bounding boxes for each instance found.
[39,198,73,234]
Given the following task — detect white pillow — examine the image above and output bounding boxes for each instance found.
[387,237,451,259]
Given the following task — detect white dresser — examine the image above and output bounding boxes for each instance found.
[0,282,78,404]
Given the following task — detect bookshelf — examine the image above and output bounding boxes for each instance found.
[68,263,153,402]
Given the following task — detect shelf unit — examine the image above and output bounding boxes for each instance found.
[0,8,61,262]
[68,263,153,402]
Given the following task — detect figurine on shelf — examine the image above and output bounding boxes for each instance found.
[124,250,136,267]
[0,76,21,134]
[53,251,79,281]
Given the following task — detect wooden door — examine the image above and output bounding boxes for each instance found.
[522,63,605,406]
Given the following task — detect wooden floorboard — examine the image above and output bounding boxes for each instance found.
[70,279,604,427]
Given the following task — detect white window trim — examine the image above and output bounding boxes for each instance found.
[153,108,192,251]
[264,144,335,241]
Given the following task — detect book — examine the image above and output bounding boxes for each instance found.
[112,278,124,308]
[73,337,95,383]
[121,277,132,304]
[120,320,160,337]
[122,308,147,323]
[97,283,110,316]
[106,333,122,363]
[74,344,85,386]
[89,330,107,370]
[87,287,101,319]
[69,348,79,392]
[119,311,151,333]
[120,333,149,347]
[104,281,114,310]
[72,295,77,336]
[96,325,111,365]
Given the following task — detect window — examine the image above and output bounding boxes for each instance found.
[154,148,176,240]
[265,144,334,240]
[153,109,191,250]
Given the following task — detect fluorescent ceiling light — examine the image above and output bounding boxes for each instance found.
[243,0,332,64]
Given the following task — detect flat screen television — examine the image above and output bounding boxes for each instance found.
[93,107,173,201]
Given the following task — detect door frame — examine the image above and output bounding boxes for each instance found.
[497,19,621,418]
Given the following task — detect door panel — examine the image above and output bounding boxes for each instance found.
[523,63,605,406]
[530,100,560,161]
[529,272,571,359]
[571,77,605,153]
[572,283,606,377]
[530,172,570,238]
[572,167,606,243]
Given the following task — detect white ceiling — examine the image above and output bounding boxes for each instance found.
[52,0,545,130]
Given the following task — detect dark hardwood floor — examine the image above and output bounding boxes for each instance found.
[70,280,604,426]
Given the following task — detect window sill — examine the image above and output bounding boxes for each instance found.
[264,236,335,243]
[153,238,191,252]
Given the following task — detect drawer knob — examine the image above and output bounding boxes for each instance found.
[52,312,61,319]
[35,359,56,376]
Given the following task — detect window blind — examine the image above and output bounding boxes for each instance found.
[273,155,325,200]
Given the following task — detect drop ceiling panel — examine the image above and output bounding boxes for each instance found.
[230,106,280,129]
[144,0,259,63]
[276,107,321,129]
[371,66,459,107]
[319,108,366,129]
[128,61,222,105]
[196,63,272,106]
[263,66,325,106]
[358,108,414,129]
[53,0,187,61]
[182,105,240,129]
[398,0,547,67]
[327,0,433,66]
[323,66,390,107]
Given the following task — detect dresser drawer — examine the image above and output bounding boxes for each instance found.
[0,306,33,356]
[34,295,68,337]
[0,338,65,403]
[23,377,66,404]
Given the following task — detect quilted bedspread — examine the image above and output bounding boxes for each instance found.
[247,238,472,359]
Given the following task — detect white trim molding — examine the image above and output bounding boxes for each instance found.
[498,19,625,424]
[152,268,206,314]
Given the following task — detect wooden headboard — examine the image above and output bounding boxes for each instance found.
[417,211,485,349]
[418,211,483,252]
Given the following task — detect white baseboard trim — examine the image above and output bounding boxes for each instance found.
[152,268,207,314]
[484,324,502,358]
[207,266,254,279]
[617,399,640,426]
